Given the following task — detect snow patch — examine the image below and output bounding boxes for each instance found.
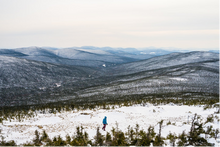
[55,83,61,87]
[170,77,187,81]
[1,104,218,145]
[150,52,156,54]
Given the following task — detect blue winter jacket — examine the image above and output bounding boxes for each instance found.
[103,116,107,124]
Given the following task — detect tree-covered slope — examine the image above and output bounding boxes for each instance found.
[0,51,218,107]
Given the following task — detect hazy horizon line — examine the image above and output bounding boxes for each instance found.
[1,45,219,51]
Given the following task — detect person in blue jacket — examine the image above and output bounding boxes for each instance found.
[102,116,108,131]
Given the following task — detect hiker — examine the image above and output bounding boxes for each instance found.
[102,116,108,131]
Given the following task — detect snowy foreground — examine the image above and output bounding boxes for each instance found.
[1,103,219,146]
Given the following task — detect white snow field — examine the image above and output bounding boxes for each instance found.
[0,103,219,146]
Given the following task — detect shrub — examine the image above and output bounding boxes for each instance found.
[205,114,214,124]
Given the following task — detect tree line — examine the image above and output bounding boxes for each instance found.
[0,93,218,123]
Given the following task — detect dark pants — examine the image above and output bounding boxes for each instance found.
[102,124,106,131]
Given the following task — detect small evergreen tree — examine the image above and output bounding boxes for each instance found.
[94,127,104,146]
[56,135,66,146]
[154,120,164,146]
[131,124,140,145]
[71,126,89,146]
[110,128,126,146]
[138,129,151,146]
[105,132,112,145]
[33,130,41,145]
[188,113,211,146]
[166,132,177,146]
[41,130,48,141]
[177,131,187,146]
[65,134,71,145]
[125,125,136,145]
[148,125,156,140]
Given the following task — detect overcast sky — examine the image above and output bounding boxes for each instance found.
[0,0,219,50]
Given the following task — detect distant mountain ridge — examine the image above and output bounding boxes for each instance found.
[0,47,155,67]
[0,46,218,68]
[102,51,219,76]
[0,48,218,107]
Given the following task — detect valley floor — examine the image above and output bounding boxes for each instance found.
[0,102,219,146]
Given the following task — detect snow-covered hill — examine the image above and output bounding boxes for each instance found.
[55,48,137,64]
[0,47,148,67]
[104,51,219,76]
[13,47,57,57]
[1,103,219,146]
